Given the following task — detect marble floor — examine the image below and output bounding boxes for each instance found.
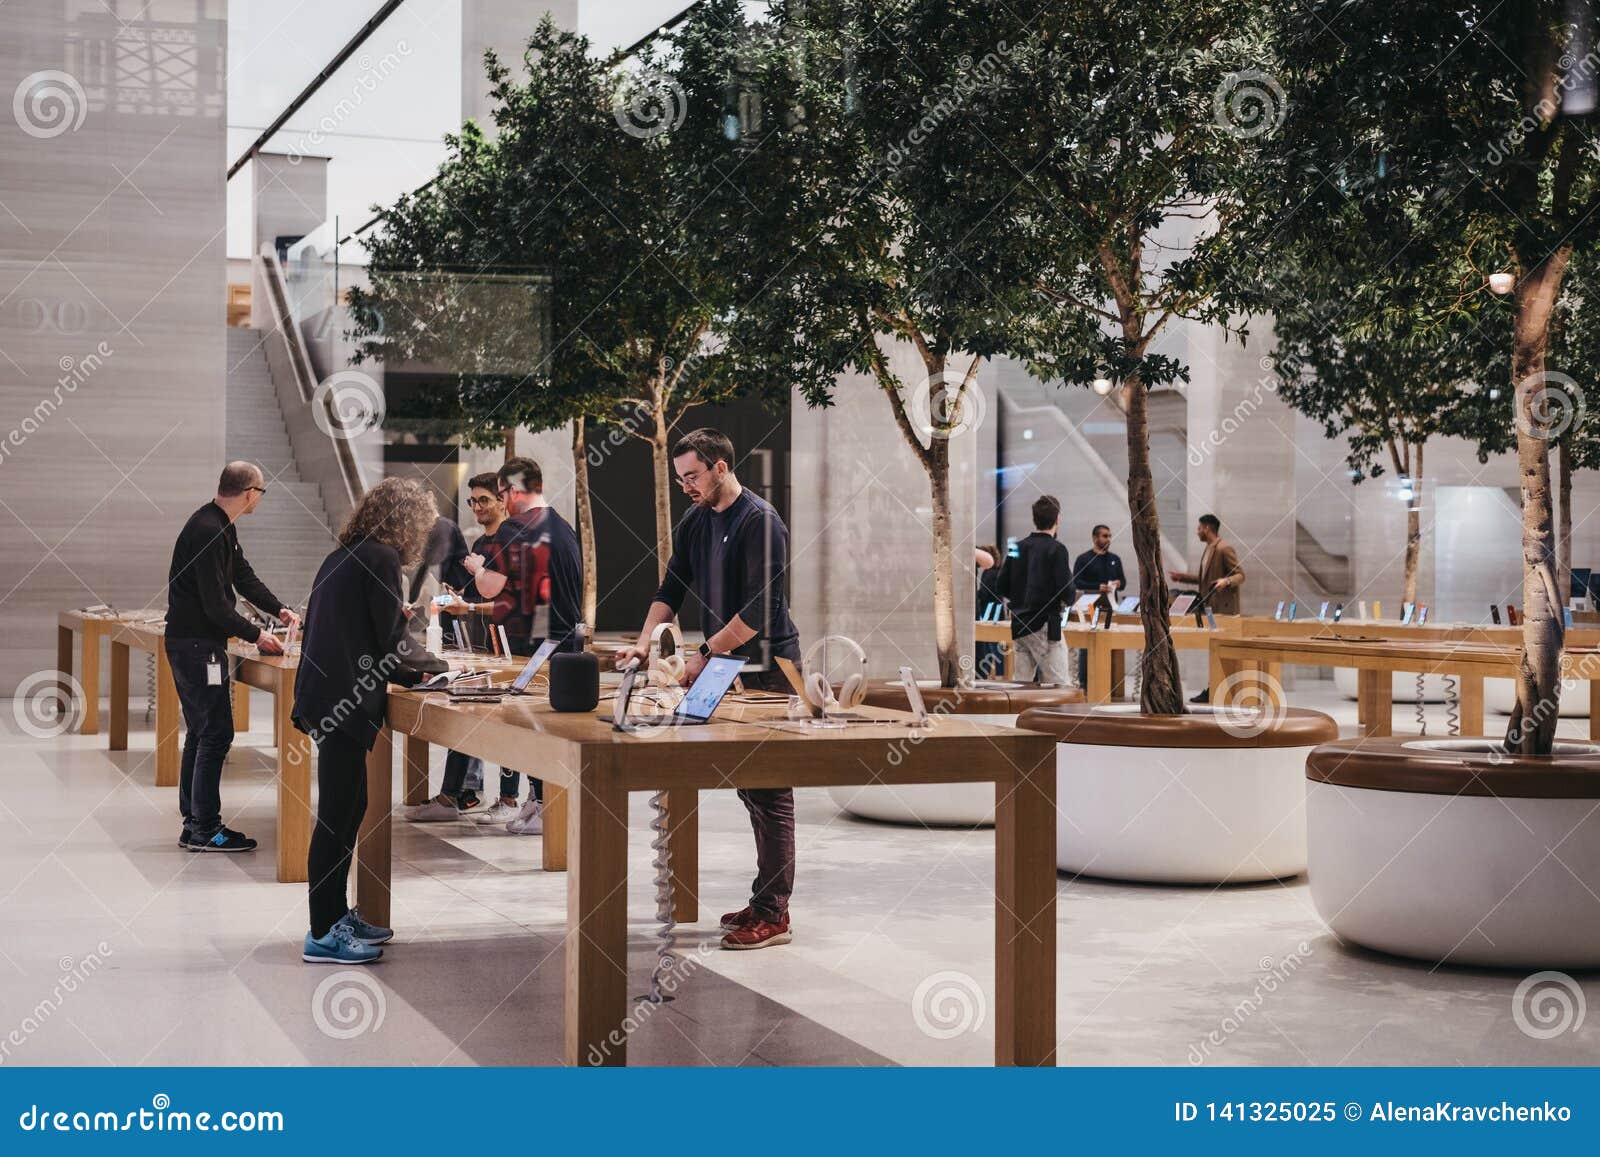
[1,681,1596,1067]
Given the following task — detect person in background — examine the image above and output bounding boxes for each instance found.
[1169,513,1245,703]
[615,428,802,950]
[462,457,584,834]
[1071,524,1127,688]
[407,510,473,605]
[997,496,1073,685]
[293,477,437,964]
[402,474,511,823]
[165,461,299,853]
[974,544,1006,679]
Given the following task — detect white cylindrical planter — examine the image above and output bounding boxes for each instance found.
[1307,738,1600,968]
[1018,703,1338,885]
[1484,676,1588,717]
[828,680,1084,827]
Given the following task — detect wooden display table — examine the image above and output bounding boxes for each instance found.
[1062,619,1241,704]
[1211,633,1600,739]
[975,619,1014,679]
[362,692,1058,1067]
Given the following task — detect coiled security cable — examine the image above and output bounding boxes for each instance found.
[643,789,678,1004]
[1444,674,1460,736]
[1414,673,1427,736]
[144,654,155,725]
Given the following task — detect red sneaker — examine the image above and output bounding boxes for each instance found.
[720,913,792,950]
[720,906,755,931]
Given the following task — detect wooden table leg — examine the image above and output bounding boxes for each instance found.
[277,670,311,884]
[109,641,129,752]
[1001,638,1014,681]
[403,734,430,806]
[56,625,74,722]
[1458,673,1484,737]
[565,751,629,1067]
[1109,650,1126,701]
[542,786,569,871]
[154,646,180,787]
[1591,677,1600,742]
[355,726,394,929]
[1087,638,1111,704]
[1264,661,1284,707]
[79,624,101,735]
[994,737,1057,1066]
[1208,645,1224,700]
[666,787,699,924]
[1359,668,1390,737]
[232,678,250,732]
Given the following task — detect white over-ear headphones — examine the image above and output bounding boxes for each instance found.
[801,635,869,711]
[649,621,687,686]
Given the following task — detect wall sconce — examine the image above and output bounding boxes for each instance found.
[1091,374,1114,396]
[1488,271,1515,295]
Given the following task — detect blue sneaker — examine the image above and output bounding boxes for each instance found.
[338,908,393,946]
[302,923,382,965]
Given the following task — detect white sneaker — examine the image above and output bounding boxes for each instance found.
[506,799,543,835]
[469,800,519,823]
[403,797,460,823]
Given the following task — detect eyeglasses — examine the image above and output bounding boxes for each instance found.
[467,496,497,508]
[247,486,267,495]
[676,469,705,489]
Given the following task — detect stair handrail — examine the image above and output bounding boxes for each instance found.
[1006,397,1189,573]
[254,243,366,515]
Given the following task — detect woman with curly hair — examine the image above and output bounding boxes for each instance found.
[293,477,439,964]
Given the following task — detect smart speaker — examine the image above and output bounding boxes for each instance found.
[549,650,599,712]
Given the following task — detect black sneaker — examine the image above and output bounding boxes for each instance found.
[221,825,256,848]
[190,829,256,853]
[1190,689,1210,704]
[178,829,194,849]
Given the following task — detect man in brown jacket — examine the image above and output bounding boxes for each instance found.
[1171,514,1245,702]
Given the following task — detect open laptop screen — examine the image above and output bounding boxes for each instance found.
[510,639,560,693]
[676,655,746,721]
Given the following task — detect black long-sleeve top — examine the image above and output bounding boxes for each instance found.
[1071,549,1127,599]
[653,489,801,664]
[292,538,425,750]
[998,531,1073,641]
[487,506,585,654]
[407,516,473,603]
[166,501,283,643]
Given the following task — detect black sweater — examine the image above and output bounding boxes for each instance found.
[998,532,1073,640]
[292,539,425,751]
[654,489,800,663]
[166,501,283,643]
[487,506,584,654]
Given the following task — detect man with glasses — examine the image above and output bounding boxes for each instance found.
[462,457,584,834]
[166,461,298,852]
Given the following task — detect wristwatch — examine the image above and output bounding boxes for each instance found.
[698,641,712,658]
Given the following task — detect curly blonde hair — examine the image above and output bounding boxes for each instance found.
[338,477,438,567]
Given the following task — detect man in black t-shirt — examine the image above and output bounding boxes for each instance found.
[997,495,1074,684]
[1071,524,1127,687]
[617,428,801,951]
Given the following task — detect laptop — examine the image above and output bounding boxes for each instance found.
[447,639,558,699]
[614,653,745,729]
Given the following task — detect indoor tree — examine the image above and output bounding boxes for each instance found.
[1269,0,1600,752]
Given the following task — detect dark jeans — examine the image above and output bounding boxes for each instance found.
[440,750,482,799]
[308,728,368,939]
[165,637,234,839]
[499,637,545,803]
[740,667,795,920]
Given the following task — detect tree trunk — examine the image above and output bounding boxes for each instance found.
[1125,372,1183,713]
[1401,441,1421,607]
[572,417,598,632]
[927,418,959,688]
[1558,437,1573,607]
[502,427,516,459]
[650,414,673,583]
[1505,248,1571,755]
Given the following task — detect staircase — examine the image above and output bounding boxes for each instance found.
[225,326,337,611]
